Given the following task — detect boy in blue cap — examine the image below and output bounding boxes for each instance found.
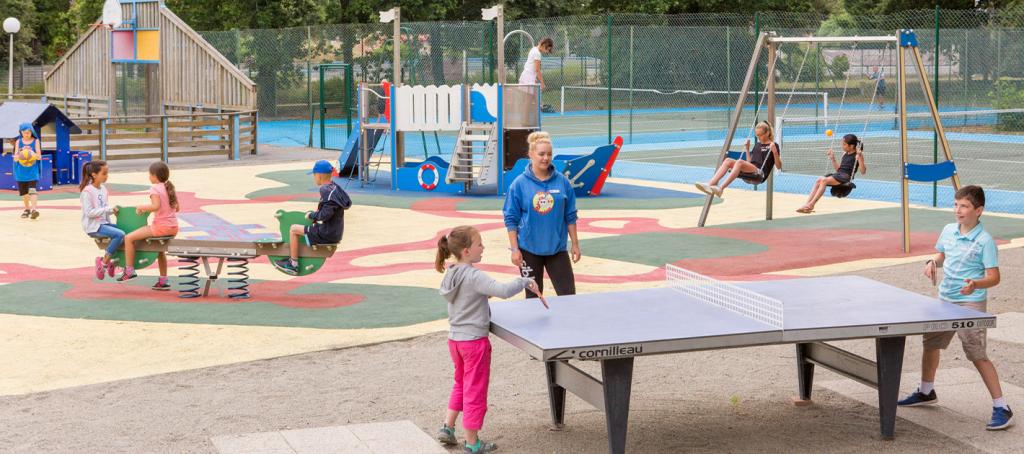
[274,160,351,275]
[897,185,1012,430]
[12,123,42,219]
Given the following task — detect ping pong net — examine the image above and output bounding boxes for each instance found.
[665,264,784,329]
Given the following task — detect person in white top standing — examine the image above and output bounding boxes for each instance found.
[513,38,554,127]
[518,37,554,89]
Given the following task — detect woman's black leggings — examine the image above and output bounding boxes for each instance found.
[519,249,576,298]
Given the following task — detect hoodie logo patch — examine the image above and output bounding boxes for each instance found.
[532,191,555,214]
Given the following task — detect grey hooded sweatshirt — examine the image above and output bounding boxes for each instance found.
[439,263,533,341]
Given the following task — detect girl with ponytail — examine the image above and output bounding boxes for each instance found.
[435,225,540,453]
[797,133,867,213]
[118,162,180,288]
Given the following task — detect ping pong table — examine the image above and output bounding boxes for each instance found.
[489,265,996,454]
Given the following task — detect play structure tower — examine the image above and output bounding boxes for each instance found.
[698,30,961,253]
[341,5,622,196]
[44,0,256,117]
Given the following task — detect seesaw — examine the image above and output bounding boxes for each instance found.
[95,208,338,299]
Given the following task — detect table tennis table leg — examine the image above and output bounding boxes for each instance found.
[875,336,906,440]
[795,343,815,401]
[545,361,567,428]
[601,357,634,454]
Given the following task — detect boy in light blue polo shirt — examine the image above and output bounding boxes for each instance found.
[897,185,1012,430]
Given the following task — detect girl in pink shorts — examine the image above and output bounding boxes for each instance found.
[435,225,542,453]
[119,162,180,290]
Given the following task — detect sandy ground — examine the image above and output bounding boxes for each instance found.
[0,251,1021,453]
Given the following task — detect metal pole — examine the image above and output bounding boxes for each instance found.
[7,33,12,99]
[933,6,940,207]
[726,26,731,124]
[319,65,326,149]
[629,25,634,144]
[607,13,613,144]
[307,61,313,148]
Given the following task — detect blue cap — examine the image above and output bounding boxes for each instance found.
[307,159,334,175]
[18,123,36,137]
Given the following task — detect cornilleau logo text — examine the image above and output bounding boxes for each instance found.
[578,345,642,359]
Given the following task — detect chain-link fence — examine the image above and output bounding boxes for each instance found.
[195,8,1024,211]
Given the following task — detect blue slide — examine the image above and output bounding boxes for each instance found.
[338,120,384,176]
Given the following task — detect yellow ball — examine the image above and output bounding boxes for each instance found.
[16,148,36,166]
[825,129,833,137]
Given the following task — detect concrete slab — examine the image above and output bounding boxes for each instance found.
[211,431,294,454]
[819,367,1024,453]
[211,420,447,454]
[989,312,1024,345]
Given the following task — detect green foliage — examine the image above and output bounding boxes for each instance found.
[0,0,37,63]
[989,80,1024,130]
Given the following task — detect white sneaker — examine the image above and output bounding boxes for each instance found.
[711,185,724,198]
[695,183,712,195]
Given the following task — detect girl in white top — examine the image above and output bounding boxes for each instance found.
[79,160,125,280]
[518,37,554,89]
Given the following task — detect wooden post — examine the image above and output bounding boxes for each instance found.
[698,32,767,228]
[99,118,107,160]
[161,116,169,162]
[898,35,910,253]
[230,113,240,160]
[765,40,778,221]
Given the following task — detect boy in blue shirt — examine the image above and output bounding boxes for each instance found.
[273,160,351,275]
[897,185,1012,430]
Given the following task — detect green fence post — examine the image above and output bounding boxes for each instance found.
[319,65,325,150]
[753,12,760,121]
[345,64,354,136]
[933,6,940,207]
[607,13,613,144]
[307,61,313,148]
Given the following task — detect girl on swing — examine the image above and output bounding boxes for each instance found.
[797,133,867,213]
[696,121,781,199]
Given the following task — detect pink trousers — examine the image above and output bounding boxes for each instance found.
[447,337,492,430]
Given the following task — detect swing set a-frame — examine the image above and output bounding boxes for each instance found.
[698,29,961,253]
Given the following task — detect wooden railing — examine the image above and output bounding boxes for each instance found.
[73,110,258,161]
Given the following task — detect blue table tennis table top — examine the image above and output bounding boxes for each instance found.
[490,275,996,361]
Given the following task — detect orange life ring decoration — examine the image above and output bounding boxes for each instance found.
[417,163,439,190]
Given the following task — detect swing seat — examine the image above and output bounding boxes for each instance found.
[725,151,764,185]
[830,182,856,198]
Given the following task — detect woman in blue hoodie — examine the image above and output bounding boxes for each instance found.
[503,131,581,297]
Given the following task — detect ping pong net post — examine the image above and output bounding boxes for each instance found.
[665,264,784,329]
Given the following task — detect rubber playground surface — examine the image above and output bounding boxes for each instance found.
[2,155,1024,452]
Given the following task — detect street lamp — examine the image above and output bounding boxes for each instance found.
[3,17,20,99]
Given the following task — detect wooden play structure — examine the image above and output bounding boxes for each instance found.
[40,0,257,161]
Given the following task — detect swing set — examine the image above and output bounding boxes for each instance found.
[698,30,962,253]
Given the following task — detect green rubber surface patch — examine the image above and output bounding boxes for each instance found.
[0,281,447,329]
[581,231,767,267]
